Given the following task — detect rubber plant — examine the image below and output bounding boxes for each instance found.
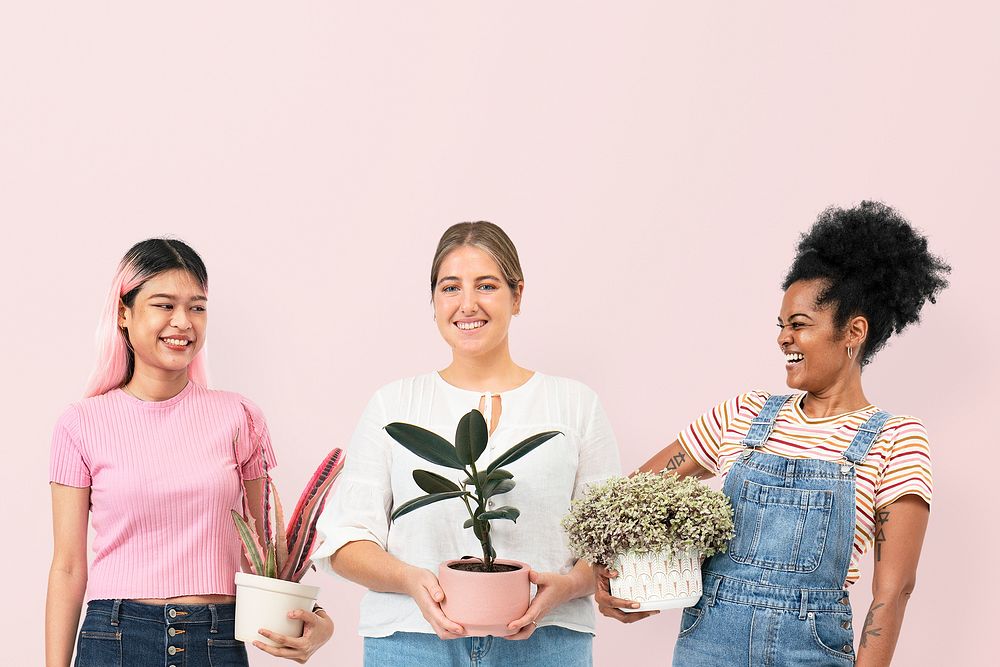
[231,431,346,582]
[385,409,560,572]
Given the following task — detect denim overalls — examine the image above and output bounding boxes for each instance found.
[672,394,891,667]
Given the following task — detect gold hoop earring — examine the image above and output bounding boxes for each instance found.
[847,346,854,360]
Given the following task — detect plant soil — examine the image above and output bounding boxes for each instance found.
[448,562,521,573]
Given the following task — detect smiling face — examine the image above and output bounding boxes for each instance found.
[777,279,865,392]
[433,245,522,360]
[119,269,208,380]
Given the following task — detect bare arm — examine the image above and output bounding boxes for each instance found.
[331,540,464,638]
[46,484,91,667]
[636,439,714,479]
[855,495,929,667]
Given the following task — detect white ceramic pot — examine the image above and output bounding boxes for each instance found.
[610,546,702,612]
[234,572,320,646]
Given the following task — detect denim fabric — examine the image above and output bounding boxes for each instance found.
[363,626,592,667]
[673,395,891,667]
[75,599,247,667]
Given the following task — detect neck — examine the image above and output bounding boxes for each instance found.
[124,365,190,402]
[801,371,869,418]
[440,342,532,392]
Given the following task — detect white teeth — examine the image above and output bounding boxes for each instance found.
[162,338,190,346]
[785,352,804,363]
[456,321,486,330]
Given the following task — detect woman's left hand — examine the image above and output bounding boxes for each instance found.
[506,570,579,640]
[253,608,334,663]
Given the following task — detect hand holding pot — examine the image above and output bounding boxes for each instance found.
[593,564,660,623]
[252,608,334,663]
[405,566,466,639]
[506,569,583,640]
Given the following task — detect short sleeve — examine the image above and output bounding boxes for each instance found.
[572,390,622,498]
[677,392,761,475]
[236,398,278,480]
[874,416,933,510]
[49,405,91,487]
[311,391,394,575]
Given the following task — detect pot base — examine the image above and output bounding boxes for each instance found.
[620,593,702,612]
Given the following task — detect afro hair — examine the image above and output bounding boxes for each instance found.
[782,201,950,366]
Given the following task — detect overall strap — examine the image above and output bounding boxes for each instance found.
[842,410,893,464]
[741,394,794,449]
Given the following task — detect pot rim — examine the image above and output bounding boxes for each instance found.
[441,557,530,573]
[235,571,320,597]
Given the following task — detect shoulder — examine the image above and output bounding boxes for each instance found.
[879,413,930,446]
[194,385,269,423]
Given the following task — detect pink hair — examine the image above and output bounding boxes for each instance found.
[84,259,209,397]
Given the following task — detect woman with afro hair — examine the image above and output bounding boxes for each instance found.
[595,201,949,666]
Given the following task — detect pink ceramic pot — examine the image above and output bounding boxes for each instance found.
[438,558,531,637]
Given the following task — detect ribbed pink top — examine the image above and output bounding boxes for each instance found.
[49,382,277,601]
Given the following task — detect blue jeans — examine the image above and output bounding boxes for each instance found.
[364,627,592,667]
[74,599,248,667]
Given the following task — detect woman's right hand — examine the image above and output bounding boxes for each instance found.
[594,564,660,623]
[402,566,466,639]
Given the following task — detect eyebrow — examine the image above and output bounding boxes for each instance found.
[147,293,208,302]
[437,275,503,283]
[777,313,814,322]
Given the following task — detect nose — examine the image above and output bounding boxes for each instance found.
[170,308,192,330]
[460,291,479,315]
[776,323,792,348]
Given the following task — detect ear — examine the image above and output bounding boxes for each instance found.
[118,301,129,329]
[512,281,524,315]
[847,315,868,352]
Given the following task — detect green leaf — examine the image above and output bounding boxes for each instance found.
[455,410,489,465]
[231,510,265,575]
[265,543,277,578]
[391,490,468,521]
[463,518,474,529]
[385,423,465,470]
[476,506,521,522]
[487,469,513,481]
[484,479,515,498]
[486,431,562,472]
[413,470,462,494]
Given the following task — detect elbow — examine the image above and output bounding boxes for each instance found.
[874,574,917,604]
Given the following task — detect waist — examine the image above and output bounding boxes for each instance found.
[132,594,236,605]
[87,598,237,623]
[702,572,850,611]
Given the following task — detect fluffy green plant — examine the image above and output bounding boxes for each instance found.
[561,471,734,566]
[385,409,560,572]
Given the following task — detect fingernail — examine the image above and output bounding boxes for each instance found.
[630,603,639,609]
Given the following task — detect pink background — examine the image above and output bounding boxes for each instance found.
[4,3,996,665]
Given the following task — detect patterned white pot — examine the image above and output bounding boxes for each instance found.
[609,546,703,612]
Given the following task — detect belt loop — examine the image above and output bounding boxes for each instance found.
[798,590,809,620]
[705,575,723,607]
[210,604,219,634]
[110,599,122,627]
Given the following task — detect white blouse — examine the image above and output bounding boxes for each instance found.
[312,372,621,638]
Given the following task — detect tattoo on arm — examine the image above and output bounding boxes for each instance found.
[874,509,890,561]
[860,602,884,647]
[663,451,686,472]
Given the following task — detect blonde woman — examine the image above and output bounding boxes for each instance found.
[312,222,620,666]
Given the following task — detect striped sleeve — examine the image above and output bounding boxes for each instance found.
[677,393,756,475]
[49,405,91,487]
[873,416,933,509]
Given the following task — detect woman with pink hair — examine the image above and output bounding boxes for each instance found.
[45,238,334,666]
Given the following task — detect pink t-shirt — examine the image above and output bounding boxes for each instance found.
[49,381,277,601]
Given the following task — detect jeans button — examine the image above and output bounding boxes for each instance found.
[842,620,851,630]
[168,627,176,636]
[168,646,177,656]
[168,608,177,618]
[842,644,853,653]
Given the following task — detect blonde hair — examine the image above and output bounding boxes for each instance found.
[430,221,524,293]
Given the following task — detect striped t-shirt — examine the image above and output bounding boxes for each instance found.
[677,391,932,586]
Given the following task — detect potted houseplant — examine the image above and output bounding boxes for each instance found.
[385,409,560,637]
[231,441,346,645]
[561,471,734,611]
